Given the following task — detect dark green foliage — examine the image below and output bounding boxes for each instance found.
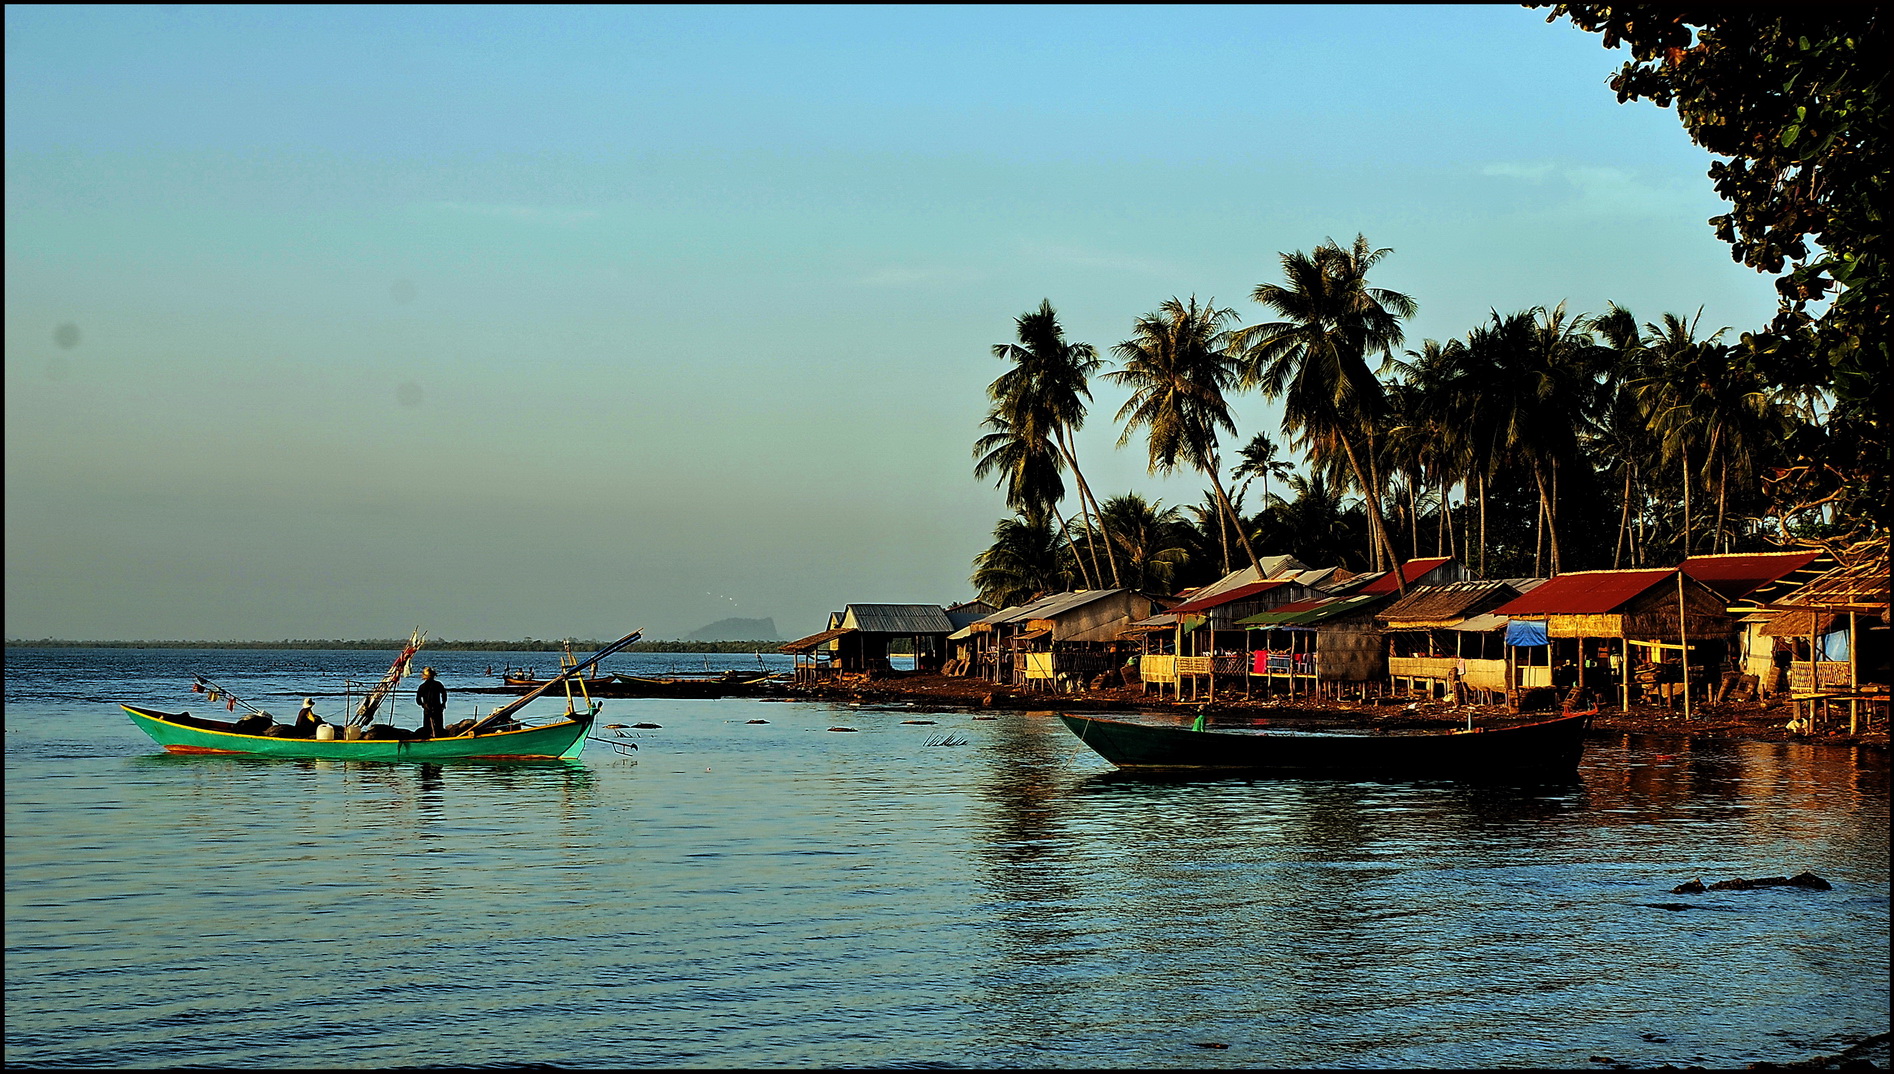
[1535,4,1888,541]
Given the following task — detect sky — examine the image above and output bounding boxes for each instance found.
[4,4,1783,643]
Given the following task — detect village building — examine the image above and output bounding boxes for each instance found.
[1488,568,1735,711]
[962,589,1167,689]
[1756,549,1889,733]
[1681,550,1836,688]
[1379,579,1537,701]
[780,603,958,683]
[1233,592,1386,699]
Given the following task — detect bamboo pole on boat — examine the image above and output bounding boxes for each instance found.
[465,629,642,734]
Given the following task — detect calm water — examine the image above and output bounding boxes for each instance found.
[5,647,1888,1069]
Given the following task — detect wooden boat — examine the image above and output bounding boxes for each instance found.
[502,674,617,691]
[121,704,595,761]
[611,671,778,697]
[121,630,643,762]
[1057,708,1591,780]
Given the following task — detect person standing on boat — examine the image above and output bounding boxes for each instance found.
[416,667,448,738]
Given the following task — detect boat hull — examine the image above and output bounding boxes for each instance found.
[610,674,775,698]
[1058,711,1590,780]
[502,676,616,691]
[122,705,592,761]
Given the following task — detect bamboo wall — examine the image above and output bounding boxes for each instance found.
[1318,623,1386,683]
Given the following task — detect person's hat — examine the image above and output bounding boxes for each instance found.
[302,698,315,707]
[423,666,435,675]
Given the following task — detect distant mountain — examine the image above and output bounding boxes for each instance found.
[685,617,780,642]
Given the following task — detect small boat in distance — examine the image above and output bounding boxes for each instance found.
[1057,708,1591,780]
[121,630,643,762]
[498,642,618,692]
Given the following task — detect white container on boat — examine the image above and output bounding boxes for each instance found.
[315,723,335,741]
[343,725,363,741]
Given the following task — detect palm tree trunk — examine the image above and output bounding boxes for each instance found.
[1715,460,1729,555]
[1218,501,1231,575]
[1056,431,1116,588]
[1478,470,1488,579]
[1205,467,1263,578]
[1051,512,1090,590]
[1615,466,1632,569]
[1338,435,1405,593]
[1549,461,1561,575]
[1680,442,1692,557]
[1533,468,1546,577]
[1408,478,1420,560]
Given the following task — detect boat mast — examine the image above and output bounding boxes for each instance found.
[352,629,426,727]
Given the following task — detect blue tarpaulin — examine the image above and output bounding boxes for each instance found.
[1505,619,1549,647]
[1819,629,1850,662]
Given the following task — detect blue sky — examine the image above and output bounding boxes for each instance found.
[4,4,1781,642]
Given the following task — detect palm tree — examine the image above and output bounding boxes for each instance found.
[1095,492,1193,594]
[1236,235,1417,592]
[1389,338,1473,561]
[1633,311,1792,554]
[1106,296,1265,577]
[989,300,1121,588]
[1588,303,1653,567]
[1266,471,1364,571]
[1231,432,1295,535]
[1471,303,1606,575]
[971,513,1071,608]
[971,410,1088,584]
[1631,310,1728,557]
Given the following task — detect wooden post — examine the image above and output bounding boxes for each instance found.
[1848,610,1859,734]
[1620,638,1630,712]
[1677,571,1692,720]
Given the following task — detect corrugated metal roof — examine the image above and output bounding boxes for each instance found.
[1356,557,1454,595]
[1489,569,1677,616]
[1166,579,1292,615]
[944,600,998,629]
[1683,551,1826,601]
[840,604,956,633]
[780,626,854,653]
[1176,557,1309,602]
[1237,593,1385,627]
[983,589,1126,624]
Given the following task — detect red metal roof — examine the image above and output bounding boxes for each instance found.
[1489,569,1677,616]
[1356,557,1453,595]
[1682,551,1823,600]
[1165,579,1291,614]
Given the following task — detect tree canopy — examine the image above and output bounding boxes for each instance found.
[1534,5,1887,541]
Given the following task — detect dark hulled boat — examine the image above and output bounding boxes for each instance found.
[1058,709,1591,780]
[610,672,777,697]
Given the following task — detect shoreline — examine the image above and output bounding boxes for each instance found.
[778,671,1890,750]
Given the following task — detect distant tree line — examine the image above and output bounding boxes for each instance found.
[4,639,784,652]
[969,7,1885,608]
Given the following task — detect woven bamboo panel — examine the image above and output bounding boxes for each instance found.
[1176,656,1212,676]
[1462,659,1508,691]
[1140,655,1177,684]
[1024,652,1054,679]
[1549,613,1622,637]
[1389,656,1458,679]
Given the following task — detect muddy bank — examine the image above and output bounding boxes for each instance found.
[780,671,1888,749]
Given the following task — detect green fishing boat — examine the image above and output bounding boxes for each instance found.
[120,704,593,761]
[121,629,642,763]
